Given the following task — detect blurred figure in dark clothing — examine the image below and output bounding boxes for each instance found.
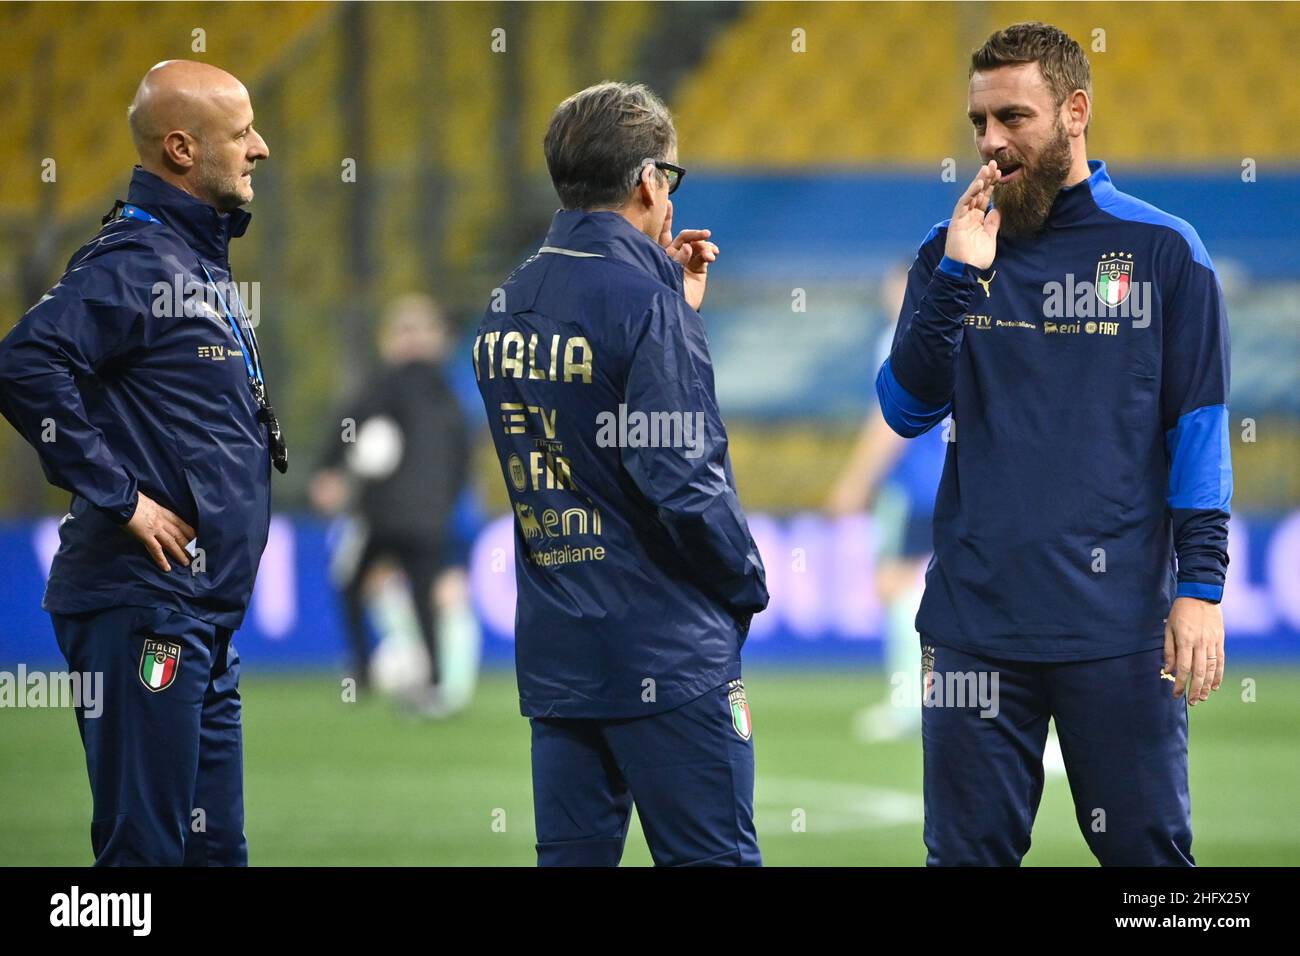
[310,294,469,713]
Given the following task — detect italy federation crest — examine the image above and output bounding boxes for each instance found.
[922,644,936,699]
[728,679,752,740]
[139,639,181,692]
[1095,252,1133,307]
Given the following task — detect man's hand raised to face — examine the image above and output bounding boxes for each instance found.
[944,160,1002,271]
[658,199,718,312]
[125,491,196,572]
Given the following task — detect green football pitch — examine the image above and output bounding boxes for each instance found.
[3,668,1297,866]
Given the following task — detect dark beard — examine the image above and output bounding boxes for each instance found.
[990,122,1073,238]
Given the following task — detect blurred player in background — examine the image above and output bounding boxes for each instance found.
[829,264,944,742]
[310,294,471,716]
[878,22,1232,866]
[473,82,768,866]
[831,266,1072,774]
[0,61,277,865]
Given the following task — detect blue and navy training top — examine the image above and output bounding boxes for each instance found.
[0,168,271,629]
[474,210,769,718]
[876,160,1232,661]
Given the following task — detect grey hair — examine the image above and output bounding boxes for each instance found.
[543,82,676,210]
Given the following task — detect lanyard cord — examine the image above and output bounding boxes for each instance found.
[118,201,287,473]
[120,202,264,387]
[199,262,262,386]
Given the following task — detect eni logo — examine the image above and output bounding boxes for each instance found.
[976,270,996,298]
[514,502,543,540]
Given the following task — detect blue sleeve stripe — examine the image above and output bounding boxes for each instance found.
[876,357,951,438]
[937,255,966,278]
[921,219,951,247]
[1165,403,1232,510]
[1176,581,1223,602]
[1092,185,1214,271]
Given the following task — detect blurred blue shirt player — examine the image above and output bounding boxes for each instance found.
[829,271,948,743]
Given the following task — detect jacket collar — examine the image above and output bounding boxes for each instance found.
[540,209,684,293]
[1047,159,1112,227]
[124,166,251,264]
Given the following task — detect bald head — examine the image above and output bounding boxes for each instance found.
[128,60,269,212]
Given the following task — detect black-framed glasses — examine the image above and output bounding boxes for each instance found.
[640,159,686,195]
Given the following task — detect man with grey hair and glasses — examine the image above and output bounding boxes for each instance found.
[472,81,768,866]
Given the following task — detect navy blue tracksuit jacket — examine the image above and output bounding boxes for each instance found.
[877,160,1232,661]
[0,168,271,629]
[474,210,769,718]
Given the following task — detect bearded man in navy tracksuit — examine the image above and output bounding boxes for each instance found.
[474,82,769,866]
[0,61,280,865]
[877,23,1232,866]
